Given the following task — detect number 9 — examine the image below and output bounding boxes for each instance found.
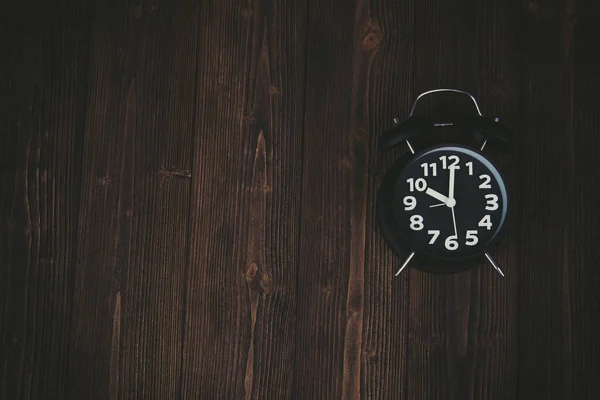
[403,196,416,211]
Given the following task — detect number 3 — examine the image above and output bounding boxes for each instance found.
[485,194,498,210]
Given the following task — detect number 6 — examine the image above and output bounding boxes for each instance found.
[445,235,458,250]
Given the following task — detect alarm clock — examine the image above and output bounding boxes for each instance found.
[377,89,513,276]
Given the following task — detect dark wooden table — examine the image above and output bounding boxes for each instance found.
[2,0,599,399]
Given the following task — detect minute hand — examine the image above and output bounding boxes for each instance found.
[448,167,456,201]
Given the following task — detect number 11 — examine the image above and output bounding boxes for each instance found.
[420,162,437,176]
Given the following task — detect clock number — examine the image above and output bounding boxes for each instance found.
[439,155,460,169]
[445,235,459,250]
[420,162,438,177]
[410,215,424,231]
[407,178,427,192]
[449,156,460,169]
[478,215,492,230]
[485,194,499,210]
[403,196,417,211]
[466,161,473,175]
[479,174,492,189]
[465,230,479,246]
[427,230,440,244]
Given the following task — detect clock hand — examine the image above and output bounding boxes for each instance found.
[448,166,456,201]
[451,206,458,237]
[425,188,451,206]
[447,166,458,238]
[429,203,445,208]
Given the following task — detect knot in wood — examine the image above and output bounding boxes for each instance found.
[339,155,354,170]
[360,27,382,52]
[346,308,361,319]
[98,176,112,186]
[241,8,252,19]
[487,78,517,100]
[246,262,259,280]
[566,11,578,28]
[523,0,555,18]
[260,274,273,294]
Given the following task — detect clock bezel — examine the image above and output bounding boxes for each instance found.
[377,143,509,274]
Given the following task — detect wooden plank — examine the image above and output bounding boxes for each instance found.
[67,2,140,394]
[571,0,600,397]
[516,0,576,398]
[466,2,522,398]
[67,0,199,397]
[180,0,307,398]
[3,1,599,398]
[405,1,466,398]
[405,0,523,398]
[0,1,93,398]
[294,0,380,397]
[117,1,199,398]
[453,1,522,398]
[361,0,414,398]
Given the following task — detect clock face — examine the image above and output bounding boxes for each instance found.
[393,145,508,261]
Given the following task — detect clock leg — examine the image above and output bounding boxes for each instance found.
[405,139,415,154]
[484,252,505,277]
[395,251,415,276]
[480,138,488,151]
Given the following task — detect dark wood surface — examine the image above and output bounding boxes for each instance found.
[1,0,599,399]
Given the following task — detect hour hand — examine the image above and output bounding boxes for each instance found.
[425,188,451,206]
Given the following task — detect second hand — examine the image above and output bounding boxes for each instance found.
[451,205,458,237]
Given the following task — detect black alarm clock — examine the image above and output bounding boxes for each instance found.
[377,89,512,276]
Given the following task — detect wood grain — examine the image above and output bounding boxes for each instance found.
[467,1,522,398]
[0,1,93,398]
[516,0,576,397]
[1,0,600,398]
[66,0,135,393]
[294,0,377,397]
[571,1,600,397]
[180,0,307,398]
[403,0,523,399]
[118,1,199,397]
[406,0,466,398]
[68,0,199,397]
[361,0,414,398]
